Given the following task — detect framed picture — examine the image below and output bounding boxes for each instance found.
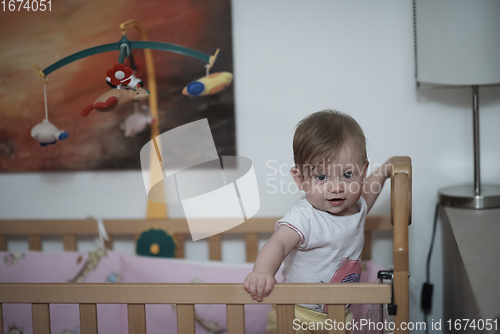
[0,0,235,172]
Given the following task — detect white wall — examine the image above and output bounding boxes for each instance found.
[1,1,500,332]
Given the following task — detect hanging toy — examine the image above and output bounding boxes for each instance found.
[81,86,150,116]
[120,104,155,137]
[182,72,233,96]
[106,72,142,90]
[31,83,69,146]
[107,63,134,86]
[31,120,69,146]
[182,49,233,96]
[81,64,150,117]
[107,52,144,89]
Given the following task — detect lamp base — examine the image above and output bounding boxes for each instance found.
[439,184,500,209]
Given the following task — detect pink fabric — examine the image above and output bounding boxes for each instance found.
[0,251,272,334]
[350,261,387,334]
[0,251,385,334]
[119,252,276,334]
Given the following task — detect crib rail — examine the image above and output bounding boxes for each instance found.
[0,283,391,334]
[0,216,391,262]
[390,156,411,334]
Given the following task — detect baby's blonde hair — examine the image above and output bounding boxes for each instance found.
[293,109,367,175]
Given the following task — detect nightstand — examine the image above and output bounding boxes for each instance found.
[440,207,500,333]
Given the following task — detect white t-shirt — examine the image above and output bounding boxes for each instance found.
[276,196,367,312]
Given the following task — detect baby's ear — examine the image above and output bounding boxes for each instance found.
[290,167,304,191]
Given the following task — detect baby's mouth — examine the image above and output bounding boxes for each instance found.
[328,198,346,206]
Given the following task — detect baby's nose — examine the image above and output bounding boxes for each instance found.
[326,179,344,193]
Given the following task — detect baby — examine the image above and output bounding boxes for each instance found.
[244,110,392,333]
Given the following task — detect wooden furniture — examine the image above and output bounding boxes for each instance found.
[0,157,411,334]
[441,206,500,334]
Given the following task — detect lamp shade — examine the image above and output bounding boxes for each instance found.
[414,0,500,85]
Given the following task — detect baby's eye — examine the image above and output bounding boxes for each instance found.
[316,174,327,181]
[343,171,353,179]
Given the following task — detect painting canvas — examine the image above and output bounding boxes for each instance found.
[0,0,235,172]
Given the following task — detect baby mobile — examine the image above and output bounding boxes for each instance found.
[31,19,233,146]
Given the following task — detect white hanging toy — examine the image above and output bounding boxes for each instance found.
[120,104,155,137]
[31,83,69,146]
[31,120,69,146]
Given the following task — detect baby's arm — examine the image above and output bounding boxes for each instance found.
[244,226,300,302]
[362,158,393,212]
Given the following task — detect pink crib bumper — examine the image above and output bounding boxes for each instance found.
[0,251,385,334]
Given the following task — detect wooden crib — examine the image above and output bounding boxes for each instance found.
[0,156,411,334]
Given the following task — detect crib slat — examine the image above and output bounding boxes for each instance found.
[226,304,245,333]
[175,234,185,258]
[104,235,113,250]
[63,235,77,251]
[394,271,409,334]
[32,303,50,334]
[276,304,294,334]
[327,305,345,334]
[79,303,98,334]
[208,234,222,261]
[0,304,3,334]
[127,304,147,334]
[0,235,6,251]
[176,304,195,334]
[28,235,42,251]
[245,232,259,262]
[392,170,410,334]
[392,173,409,271]
[391,157,411,333]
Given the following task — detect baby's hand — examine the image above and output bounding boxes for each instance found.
[244,271,277,302]
[383,158,393,179]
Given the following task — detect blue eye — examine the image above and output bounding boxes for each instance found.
[343,172,353,179]
[316,174,326,181]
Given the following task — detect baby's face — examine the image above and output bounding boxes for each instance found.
[294,147,367,216]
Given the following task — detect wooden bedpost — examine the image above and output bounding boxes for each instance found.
[391,156,412,334]
[119,20,168,220]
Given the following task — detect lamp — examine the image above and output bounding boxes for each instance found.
[414,0,500,209]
